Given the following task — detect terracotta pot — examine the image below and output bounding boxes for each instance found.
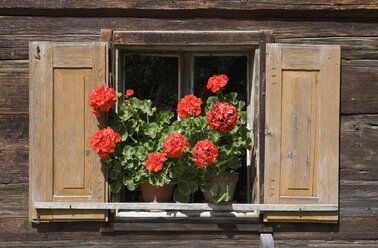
[203,172,239,203]
[140,182,174,202]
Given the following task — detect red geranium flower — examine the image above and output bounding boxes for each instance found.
[192,139,218,168]
[90,127,121,158]
[206,74,229,93]
[177,94,203,119]
[206,102,239,132]
[89,84,117,117]
[145,152,167,172]
[163,133,189,158]
[126,89,134,98]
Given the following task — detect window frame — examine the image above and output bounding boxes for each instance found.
[111,31,261,219]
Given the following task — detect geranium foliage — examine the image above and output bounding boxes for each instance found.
[89,74,251,203]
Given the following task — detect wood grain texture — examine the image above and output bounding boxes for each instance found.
[29,42,108,222]
[0,114,28,184]
[0,0,376,10]
[1,17,378,38]
[113,31,260,46]
[0,184,28,218]
[264,44,340,222]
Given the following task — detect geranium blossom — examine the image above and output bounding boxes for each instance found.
[177,94,203,119]
[163,133,189,158]
[145,152,167,172]
[206,102,239,132]
[206,74,229,93]
[89,84,117,117]
[192,139,218,168]
[90,127,121,158]
[126,89,134,98]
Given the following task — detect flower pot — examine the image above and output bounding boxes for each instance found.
[203,172,239,203]
[140,182,174,202]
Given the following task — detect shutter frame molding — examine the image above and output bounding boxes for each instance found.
[29,42,109,222]
[263,43,340,222]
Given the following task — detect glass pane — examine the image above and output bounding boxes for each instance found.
[124,55,178,113]
[193,56,247,102]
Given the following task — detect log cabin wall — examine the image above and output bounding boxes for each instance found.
[0,1,377,247]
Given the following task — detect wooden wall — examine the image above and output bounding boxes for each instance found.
[0,1,377,247]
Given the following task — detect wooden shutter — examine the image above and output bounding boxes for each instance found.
[264,44,340,222]
[29,42,108,222]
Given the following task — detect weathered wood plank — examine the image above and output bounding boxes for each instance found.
[0,114,28,184]
[276,37,378,60]
[0,0,378,11]
[1,17,377,38]
[275,240,378,248]
[340,114,378,182]
[341,61,378,114]
[0,35,99,60]
[0,184,28,218]
[0,72,28,114]
[272,214,378,240]
[0,240,259,248]
[114,30,260,46]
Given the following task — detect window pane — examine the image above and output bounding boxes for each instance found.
[193,56,247,102]
[124,55,178,113]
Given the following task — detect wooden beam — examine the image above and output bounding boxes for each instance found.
[0,1,377,11]
[113,30,260,46]
[34,202,338,212]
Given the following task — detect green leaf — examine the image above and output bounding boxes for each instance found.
[123,176,137,191]
[177,181,198,196]
[157,111,174,124]
[205,96,220,112]
[208,129,221,142]
[123,146,136,158]
[120,128,129,141]
[119,104,133,121]
[146,122,159,139]
[212,185,230,203]
[109,181,122,193]
[173,189,190,203]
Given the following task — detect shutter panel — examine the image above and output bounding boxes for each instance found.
[29,42,108,222]
[264,44,340,222]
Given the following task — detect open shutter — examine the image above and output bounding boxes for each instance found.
[264,44,340,222]
[29,42,108,222]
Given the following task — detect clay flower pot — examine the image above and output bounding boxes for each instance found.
[203,172,239,203]
[140,182,174,202]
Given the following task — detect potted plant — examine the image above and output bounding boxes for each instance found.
[88,86,197,202]
[88,74,251,204]
[175,75,252,203]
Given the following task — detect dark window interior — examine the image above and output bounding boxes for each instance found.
[124,55,178,114]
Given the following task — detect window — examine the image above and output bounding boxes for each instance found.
[116,49,252,205]
[29,31,340,223]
